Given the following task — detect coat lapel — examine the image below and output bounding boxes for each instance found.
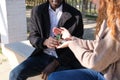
[58,12,72,27]
[58,3,72,27]
[42,3,51,37]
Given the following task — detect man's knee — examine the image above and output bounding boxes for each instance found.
[9,68,25,80]
[9,69,18,80]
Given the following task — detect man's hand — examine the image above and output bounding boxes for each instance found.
[43,37,59,49]
[41,59,60,80]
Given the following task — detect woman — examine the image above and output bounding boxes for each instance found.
[48,0,120,80]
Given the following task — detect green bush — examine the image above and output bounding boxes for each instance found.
[26,5,33,9]
[85,15,97,20]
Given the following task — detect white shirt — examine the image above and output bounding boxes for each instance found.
[43,5,63,58]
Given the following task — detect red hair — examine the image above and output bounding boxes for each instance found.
[96,0,120,41]
[96,0,107,35]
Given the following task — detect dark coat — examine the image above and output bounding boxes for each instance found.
[28,2,84,66]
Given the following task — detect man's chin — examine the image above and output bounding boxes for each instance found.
[52,4,60,9]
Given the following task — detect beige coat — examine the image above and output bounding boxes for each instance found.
[68,20,120,80]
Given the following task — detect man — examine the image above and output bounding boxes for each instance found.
[9,0,84,80]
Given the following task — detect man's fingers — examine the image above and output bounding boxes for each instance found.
[44,73,48,80]
[41,72,48,80]
[41,72,44,79]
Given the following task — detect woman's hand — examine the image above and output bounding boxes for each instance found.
[60,27,71,39]
[57,40,72,48]
[53,27,72,48]
[52,27,72,49]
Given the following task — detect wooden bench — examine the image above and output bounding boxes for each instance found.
[2,40,43,80]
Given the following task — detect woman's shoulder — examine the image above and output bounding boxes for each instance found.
[116,19,120,42]
[116,19,120,31]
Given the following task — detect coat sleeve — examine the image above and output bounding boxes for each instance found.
[68,31,120,72]
[28,6,46,49]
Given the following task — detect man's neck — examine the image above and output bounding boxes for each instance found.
[50,4,62,11]
[49,4,63,11]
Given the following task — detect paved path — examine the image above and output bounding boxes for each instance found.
[0,9,96,80]
[0,54,11,80]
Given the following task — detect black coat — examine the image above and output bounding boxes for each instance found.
[28,2,84,66]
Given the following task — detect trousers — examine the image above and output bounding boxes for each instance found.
[48,69,105,80]
[9,53,84,80]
